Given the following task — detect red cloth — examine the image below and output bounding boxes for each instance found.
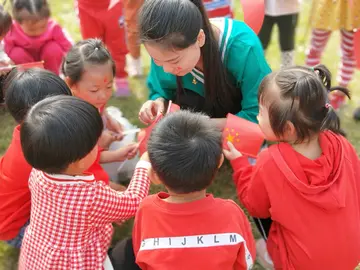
[19,162,151,270]
[0,126,31,240]
[203,0,233,18]
[86,146,110,185]
[133,192,256,270]
[4,20,72,74]
[230,131,360,270]
[77,1,127,78]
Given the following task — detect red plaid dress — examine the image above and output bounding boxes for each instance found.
[19,161,151,270]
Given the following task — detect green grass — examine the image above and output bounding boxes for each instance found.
[1,0,359,269]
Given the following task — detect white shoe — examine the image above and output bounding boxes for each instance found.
[126,55,143,77]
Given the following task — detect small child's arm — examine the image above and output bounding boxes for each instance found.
[224,142,271,218]
[99,143,139,163]
[90,157,151,225]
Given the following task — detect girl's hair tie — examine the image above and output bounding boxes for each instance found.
[325,103,332,109]
[95,47,99,51]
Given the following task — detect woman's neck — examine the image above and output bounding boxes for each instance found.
[290,135,322,160]
[164,190,206,204]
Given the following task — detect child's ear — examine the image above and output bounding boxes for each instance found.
[284,121,296,138]
[149,167,162,185]
[65,76,76,94]
[218,154,224,169]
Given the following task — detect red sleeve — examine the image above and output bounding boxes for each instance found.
[89,161,151,225]
[52,24,73,52]
[229,202,256,270]
[230,152,271,218]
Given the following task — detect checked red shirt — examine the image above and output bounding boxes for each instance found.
[19,161,151,270]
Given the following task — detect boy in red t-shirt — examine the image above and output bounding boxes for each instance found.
[129,111,255,270]
[0,68,72,248]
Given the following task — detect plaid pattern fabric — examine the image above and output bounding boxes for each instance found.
[19,162,150,270]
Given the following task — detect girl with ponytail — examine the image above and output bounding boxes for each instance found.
[223,65,360,270]
[138,0,271,127]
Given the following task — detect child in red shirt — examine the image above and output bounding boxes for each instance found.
[127,110,255,270]
[0,68,72,247]
[224,65,360,269]
[62,39,139,188]
[18,96,151,270]
[4,0,72,75]
[77,0,129,96]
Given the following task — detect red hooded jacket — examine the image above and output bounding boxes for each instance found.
[231,131,360,269]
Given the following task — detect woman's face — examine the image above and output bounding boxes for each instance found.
[69,62,114,110]
[144,30,205,76]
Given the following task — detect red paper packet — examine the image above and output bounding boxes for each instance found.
[0,61,45,72]
[222,113,265,158]
[240,0,265,34]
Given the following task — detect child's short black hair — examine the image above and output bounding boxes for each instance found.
[4,68,72,123]
[258,64,350,142]
[148,110,222,194]
[12,0,50,23]
[21,96,103,174]
[0,4,12,36]
[61,38,116,85]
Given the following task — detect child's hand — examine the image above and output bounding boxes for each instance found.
[115,143,139,161]
[104,112,124,140]
[223,141,243,160]
[99,143,139,163]
[98,130,123,149]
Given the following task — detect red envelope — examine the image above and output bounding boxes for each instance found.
[222,113,265,158]
[138,114,163,156]
[0,61,45,72]
[240,0,265,34]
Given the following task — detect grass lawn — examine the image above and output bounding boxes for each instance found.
[1,0,359,269]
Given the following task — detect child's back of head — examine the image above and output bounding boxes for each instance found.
[258,64,350,143]
[4,68,72,122]
[21,95,103,174]
[148,110,222,194]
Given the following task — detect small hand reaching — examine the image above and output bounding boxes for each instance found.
[223,141,243,161]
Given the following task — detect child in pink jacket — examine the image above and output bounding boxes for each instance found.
[4,0,72,75]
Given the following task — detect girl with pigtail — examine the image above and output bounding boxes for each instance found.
[224,64,360,270]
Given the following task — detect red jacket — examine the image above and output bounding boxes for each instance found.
[231,131,360,270]
[0,126,31,240]
[4,20,72,58]
[133,192,256,270]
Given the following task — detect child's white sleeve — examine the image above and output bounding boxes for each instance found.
[89,161,151,225]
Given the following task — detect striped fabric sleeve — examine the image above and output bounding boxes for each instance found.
[89,161,151,225]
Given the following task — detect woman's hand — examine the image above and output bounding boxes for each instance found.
[138,98,165,124]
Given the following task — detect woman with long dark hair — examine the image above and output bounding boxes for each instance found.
[138,0,271,128]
